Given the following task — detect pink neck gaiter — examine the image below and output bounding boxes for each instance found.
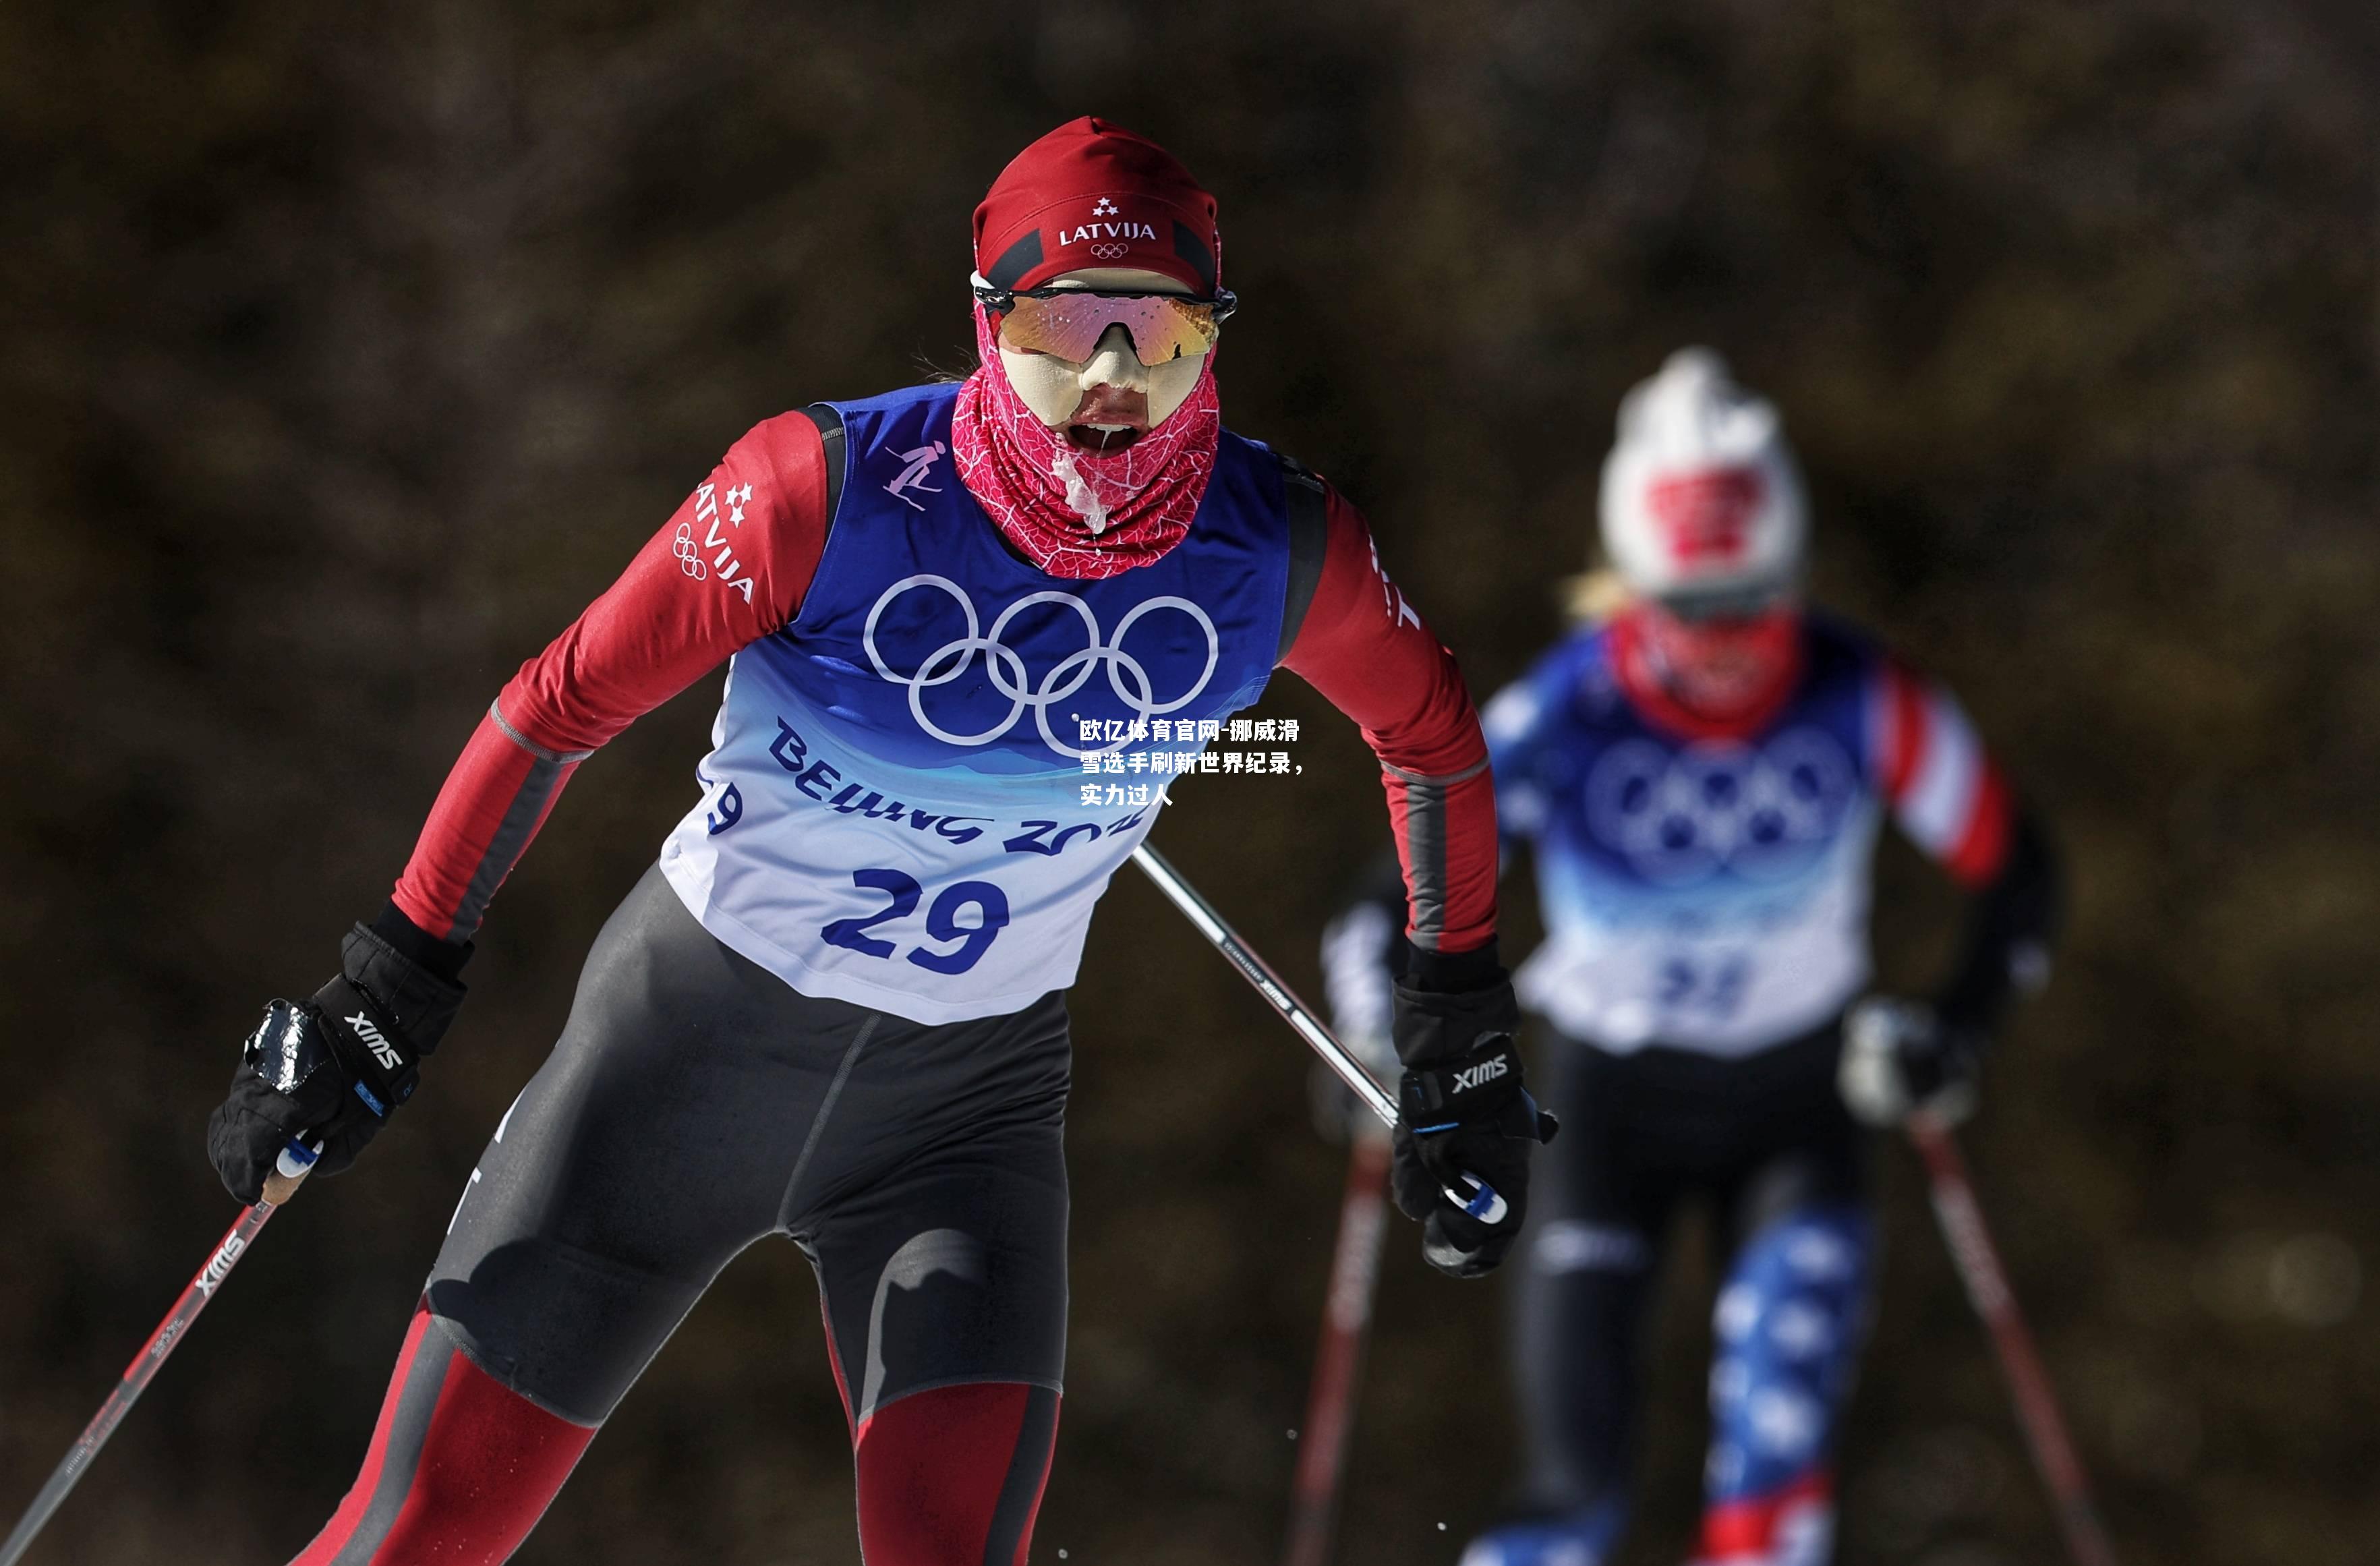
[949,305,1221,580]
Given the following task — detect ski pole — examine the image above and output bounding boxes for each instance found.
[1282,1121,1392,1566]
[1906,1112,2118,1566]
[1126,843,1509,1225]
[0,1142,318,1566]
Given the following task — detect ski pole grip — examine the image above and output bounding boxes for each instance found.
[260,1140,321,1207]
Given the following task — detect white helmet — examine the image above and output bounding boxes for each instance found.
[1598,348,1807,612]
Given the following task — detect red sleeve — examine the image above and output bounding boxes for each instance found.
[1871,657,2014,889]
[1279,484,1497,954]
[391,411,832,941]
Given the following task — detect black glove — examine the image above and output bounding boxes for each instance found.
[207,909,467,1203]
[1388,952,1557,1279]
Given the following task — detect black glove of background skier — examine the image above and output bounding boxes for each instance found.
[1841,804,2062,1130]
[1837,997,1981,1127]
[1389,954,1557,1279]
[207,910,467,1202]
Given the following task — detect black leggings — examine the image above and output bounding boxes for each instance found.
[1497,1022,1874,1556]
[291,865,1070,1564]
[429,864,1071,1426]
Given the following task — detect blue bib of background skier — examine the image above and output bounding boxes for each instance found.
[660,382,1296,1024]
[1527,627,1869,900]
[1486,618,1888,1053]
[761,382,1285,776]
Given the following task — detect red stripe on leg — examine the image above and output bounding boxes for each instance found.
[290,1309,594,1566]
[856,1383,1044,1566]
[289,1310,437,1565]
[374,1343,596,1561]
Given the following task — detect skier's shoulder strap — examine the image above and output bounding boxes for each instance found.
[801,403,848,523]
[1276,453,1329,662]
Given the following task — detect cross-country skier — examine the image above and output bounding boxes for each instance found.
[201,118,1552,1565]
[1318,349,2060,1566]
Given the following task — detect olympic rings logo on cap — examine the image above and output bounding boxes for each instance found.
[1088,241,1131,260]
[1586,730,1855,885]
[672,522,707,579]
[863,574,1220,758]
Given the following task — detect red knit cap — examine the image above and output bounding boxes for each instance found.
[973,117,1221,295]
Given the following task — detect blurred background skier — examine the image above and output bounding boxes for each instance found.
[1318,349,2061,1566]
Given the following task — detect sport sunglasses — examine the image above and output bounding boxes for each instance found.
[972,283,1238,366]
[1653,582,1799,624]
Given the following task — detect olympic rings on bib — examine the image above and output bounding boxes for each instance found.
[862,574,1221,758]
[1586,730,1856,885]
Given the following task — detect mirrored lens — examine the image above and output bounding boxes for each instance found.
[994,293,1223,366]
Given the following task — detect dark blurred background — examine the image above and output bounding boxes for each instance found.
[4,2,2376,1562]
